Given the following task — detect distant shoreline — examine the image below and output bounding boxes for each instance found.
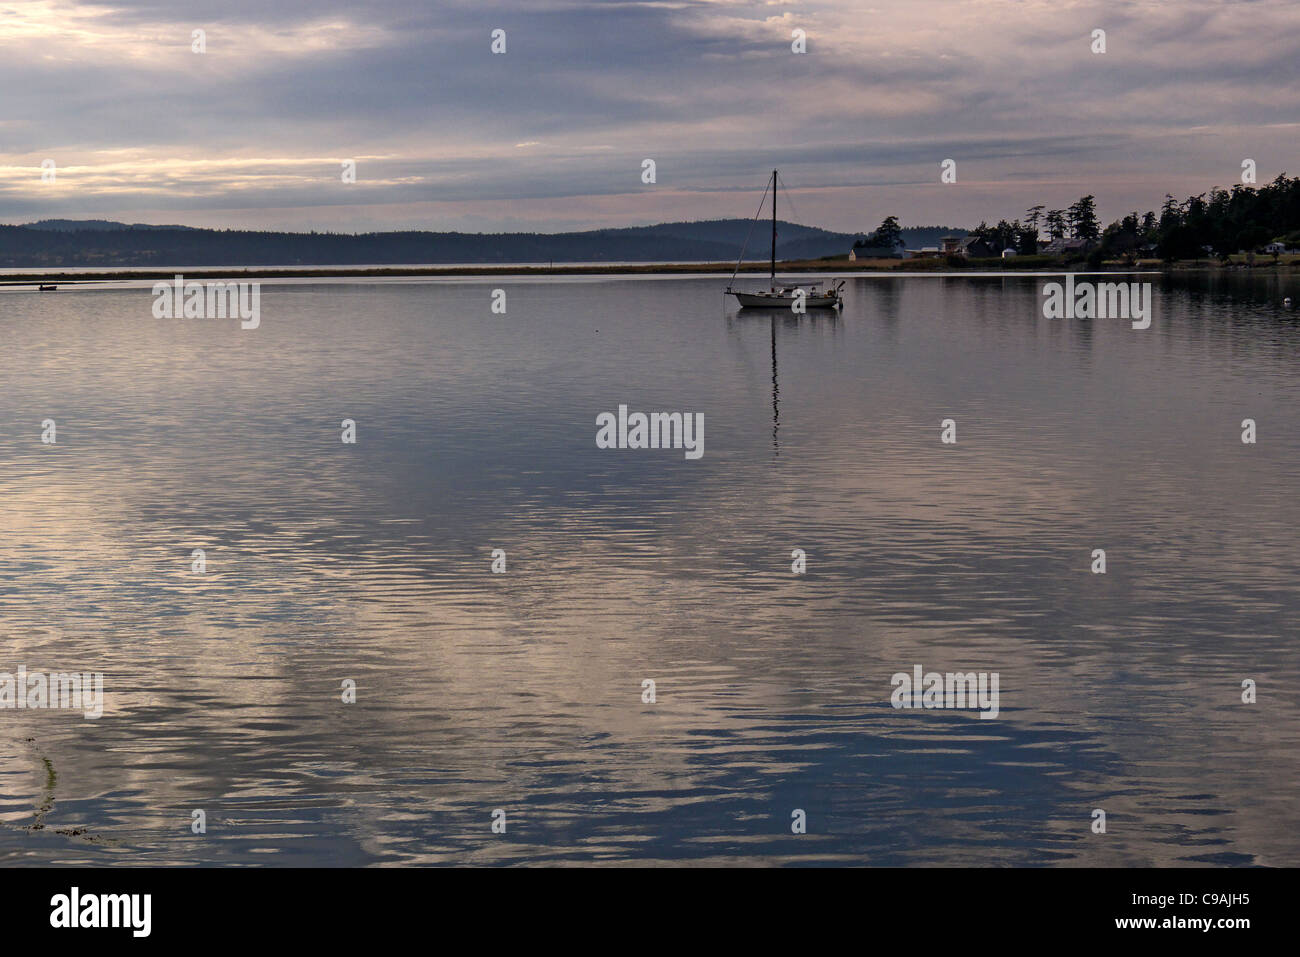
[1,256,1295,285]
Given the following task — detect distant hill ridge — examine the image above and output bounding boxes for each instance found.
[0,218,968,267]
[23,219,199,232]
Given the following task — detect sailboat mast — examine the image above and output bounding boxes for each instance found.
[770,169,777,288]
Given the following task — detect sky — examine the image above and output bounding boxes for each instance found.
[0,0,1296,235]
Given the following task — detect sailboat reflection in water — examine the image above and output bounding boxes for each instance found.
[726,169,844,310]
[725,305,840,459]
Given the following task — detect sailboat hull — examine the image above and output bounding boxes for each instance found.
[729,289,841,309]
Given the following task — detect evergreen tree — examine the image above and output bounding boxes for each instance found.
[1024,205,1045,241]
[1068,195,1100,241]
[858,215,903,250]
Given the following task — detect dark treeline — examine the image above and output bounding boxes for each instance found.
[861,174,1300,263]
[983,175,1300,262]
[1121,173,1300,260]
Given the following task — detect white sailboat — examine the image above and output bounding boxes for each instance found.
[726,169,844,310]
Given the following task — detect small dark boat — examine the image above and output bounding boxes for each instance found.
[38,284,57,291]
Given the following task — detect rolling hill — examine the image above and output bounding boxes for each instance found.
[0,219,966,267]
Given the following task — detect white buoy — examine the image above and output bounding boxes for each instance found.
[1285,297,1293,307]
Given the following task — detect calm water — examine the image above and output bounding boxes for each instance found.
[1,272,1296,866]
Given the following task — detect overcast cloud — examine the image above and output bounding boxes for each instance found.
[1,0,1296,233]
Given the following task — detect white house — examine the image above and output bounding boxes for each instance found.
[1001,248,1018,258]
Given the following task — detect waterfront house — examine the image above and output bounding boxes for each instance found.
[1043,237,1093,257]
[956,236,996,258]
[850,244,903,259]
